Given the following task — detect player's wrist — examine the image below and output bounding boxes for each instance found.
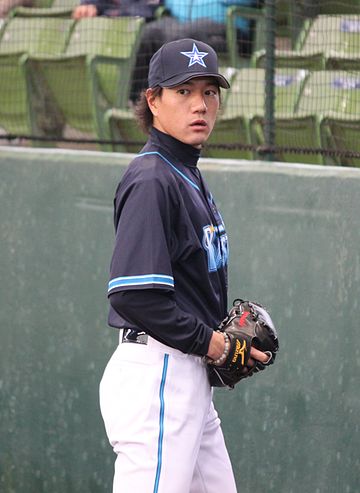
[209,331,230,366]
[206,330,224,360]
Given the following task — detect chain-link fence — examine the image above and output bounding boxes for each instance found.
[1,0,360,165]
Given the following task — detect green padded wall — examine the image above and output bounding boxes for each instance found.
[0,147,359,492]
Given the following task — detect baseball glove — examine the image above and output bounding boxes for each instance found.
[206,299,279,389]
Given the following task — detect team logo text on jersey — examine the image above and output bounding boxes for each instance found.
[180,43,208,67]
[202,224,229,272]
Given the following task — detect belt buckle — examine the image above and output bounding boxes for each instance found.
[122,329,148,345]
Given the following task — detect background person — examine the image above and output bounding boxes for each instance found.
[72,0,262,101]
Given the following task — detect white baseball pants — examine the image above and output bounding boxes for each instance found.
[99,332,237,493]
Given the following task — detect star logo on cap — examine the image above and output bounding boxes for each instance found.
[180,43,208,67]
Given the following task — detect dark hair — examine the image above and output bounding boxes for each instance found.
[134,87,163,135]
[134,83,222,134]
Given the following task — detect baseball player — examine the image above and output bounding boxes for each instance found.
[99,38,267,493]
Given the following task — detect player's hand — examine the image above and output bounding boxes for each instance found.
[72,4,97,19]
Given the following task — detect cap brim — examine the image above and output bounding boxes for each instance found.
[159,72,230,89]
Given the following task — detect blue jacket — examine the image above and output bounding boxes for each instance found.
[165,0,256,32]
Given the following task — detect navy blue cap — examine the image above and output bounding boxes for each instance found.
[148,38,230,89]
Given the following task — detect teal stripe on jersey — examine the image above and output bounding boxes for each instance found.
[153,354,169,493]
[137,151,201,192]
[108,274,174,292]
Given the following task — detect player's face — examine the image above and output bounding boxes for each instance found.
[148,78,220,148]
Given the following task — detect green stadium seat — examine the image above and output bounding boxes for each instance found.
[254,14,360,71]
[253,50,326,70]
[320,114,360,166]
[38,0,75,6]
[320,0,360,15]
[0,53,32,135]
[271,67,309,113]
[252,12,318,67]
[104,108,146,153]
[253,14,337,69]
[324,15,360,68]
[252,70,360,165]
[307,70,360,165]
[251,114,324,164]
[0,18,8,38]
[304,15,360,61]
[33,0,54,6]
[224,4,265,68]
[316,15,360,56]
[248,68,325,164]
[275,0,292,38]
[296,70,360,115]
[11,0,78,18]
[9,0,55,9]
[26,16,145,145]
[287,1,360,49]
[204,114,253,160]
[204,67,264,159]
[0,17,74,137]
[326,53,360,70]
[205,67,308,160]
[0,16,73,55]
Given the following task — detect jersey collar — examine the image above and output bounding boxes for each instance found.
[150,127,201,168]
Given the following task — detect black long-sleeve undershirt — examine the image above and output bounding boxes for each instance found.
[109,289,214,356]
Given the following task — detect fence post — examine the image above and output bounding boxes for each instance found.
[263,0,276,161]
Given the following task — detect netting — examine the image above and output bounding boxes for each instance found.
[1,0,360,166]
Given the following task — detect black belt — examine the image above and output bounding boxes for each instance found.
[121,328,148,345]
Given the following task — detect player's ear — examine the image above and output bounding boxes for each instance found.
[146,88,159,116]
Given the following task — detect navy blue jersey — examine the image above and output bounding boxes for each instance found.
[108,128,229,353]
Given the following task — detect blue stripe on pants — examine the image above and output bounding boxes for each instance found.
[153,354,169,493]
